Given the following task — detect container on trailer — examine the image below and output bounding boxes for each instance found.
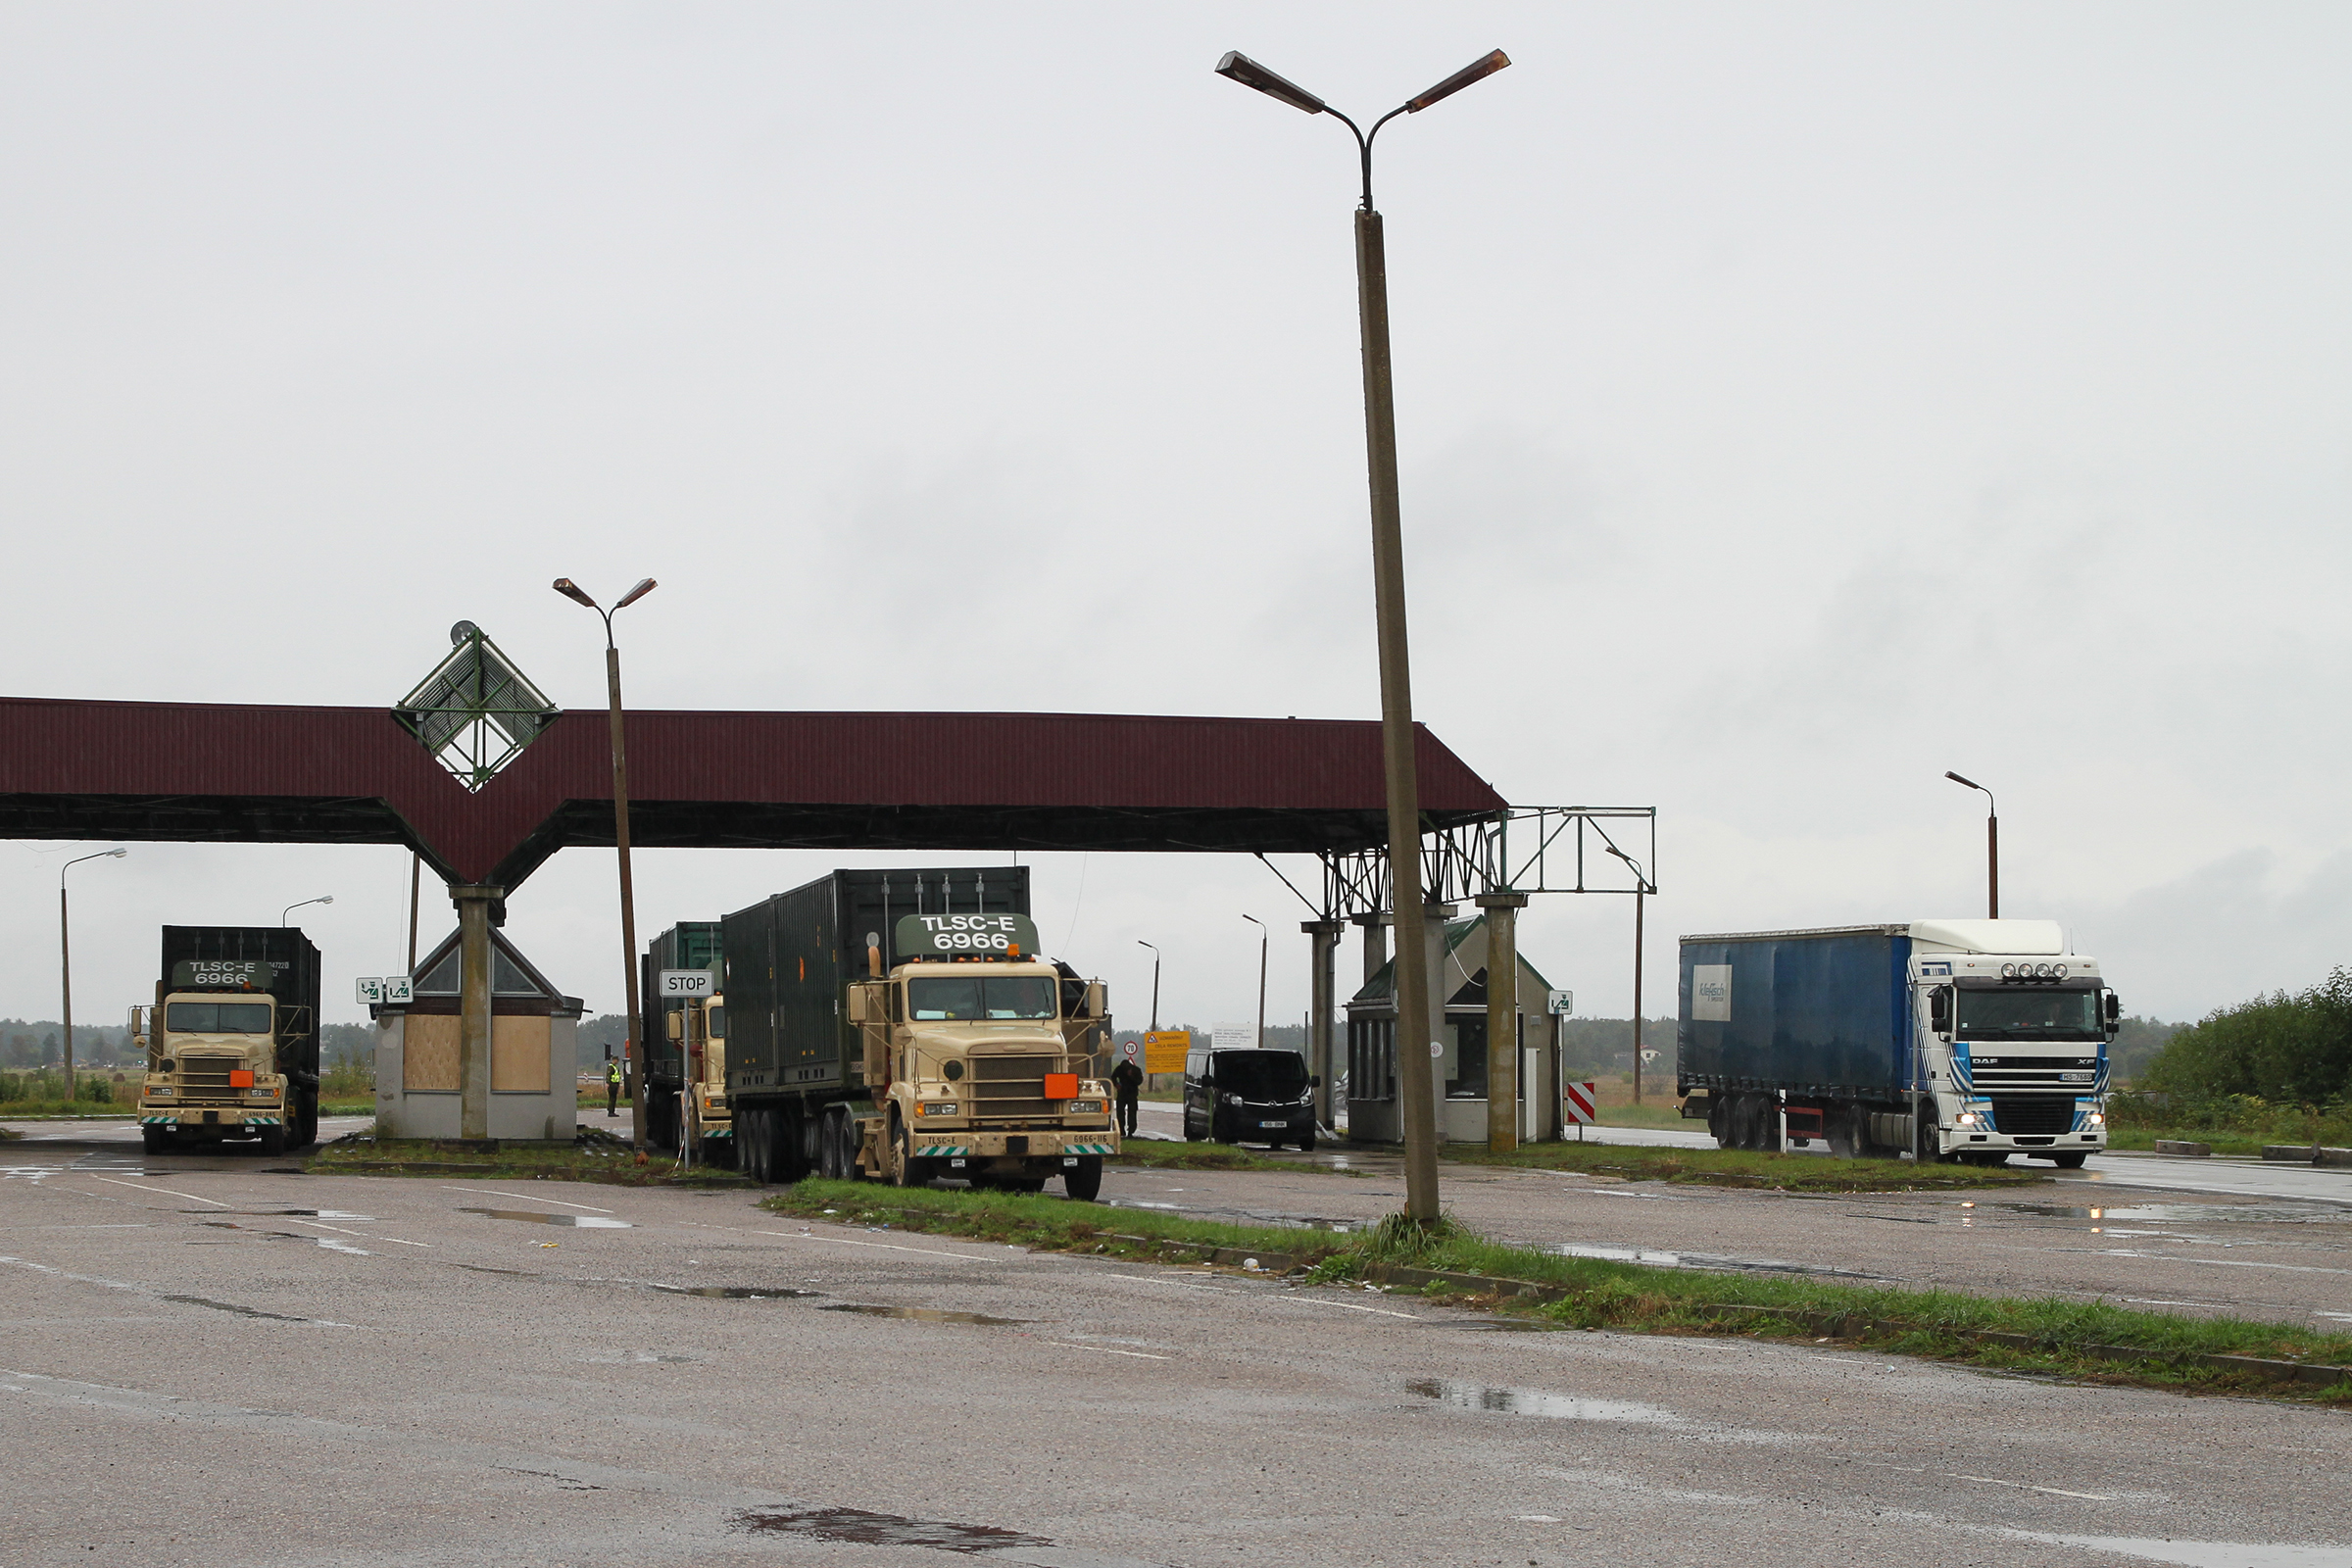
[158,925,322,1083]
[640,920,723,1088]
[1677,925,1913,1102]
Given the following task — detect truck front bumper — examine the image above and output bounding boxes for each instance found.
[912,1128,1117,1159]
[140,1109,280,1128]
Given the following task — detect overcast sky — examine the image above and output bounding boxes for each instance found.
[6,4,2349,1037]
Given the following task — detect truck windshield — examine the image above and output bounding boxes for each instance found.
[907,976,1057,1021]
[1210,1051,1308,1096]
[167,1002,272,1034]
[1955,988,2104,1041]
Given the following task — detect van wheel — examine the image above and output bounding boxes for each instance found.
[1063,1156,1102,1201]
[1294,1129,1317,1153]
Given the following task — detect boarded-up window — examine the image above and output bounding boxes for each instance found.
[403,1014,461,1093]
[492,1014,551,1094]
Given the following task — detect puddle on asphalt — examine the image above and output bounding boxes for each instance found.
[1551,1241,1892,1282]
[1975,1200,2348,1224]
[652,1284,820,1300]
[1407,1377,1682,1425]
[2003,1532,2352,1568]
[817,1304,1028,1326]
[733,1506,1052,1553]
[459,1207,632,1229]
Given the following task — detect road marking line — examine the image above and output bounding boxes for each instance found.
[1955,1473,2118,1500]
[442,1186,615,1213]
[1054,1342,1170,1360]
[80,1175,228,1208]
[272,1216,429,1248]
[1264,1295,1423,1320]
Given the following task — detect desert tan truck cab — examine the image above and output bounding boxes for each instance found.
[844,914,1117,1198]
[680,991,731,1160]
[135,928,321,1156]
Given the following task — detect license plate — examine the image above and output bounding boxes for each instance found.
[2061,1072,2093,1084]
[1258,1119,1289,1128]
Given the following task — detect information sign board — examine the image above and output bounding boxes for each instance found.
[1548,989,1573,1015]
[659,968,714,999]
[354,976,415,1005]
[1143,1029,1190,1073]
[1209,1022,1251,1054]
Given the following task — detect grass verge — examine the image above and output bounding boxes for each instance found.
[1111,1140,1328,1173]
[306,1133,750,1188]
[764,1179,2351,1404]
[1442,1141,2050,1192]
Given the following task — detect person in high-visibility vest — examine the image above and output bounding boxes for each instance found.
[605,1058,622,1117]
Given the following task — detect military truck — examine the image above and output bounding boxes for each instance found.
[134,927,321,1155]
[723,867,1117,1199]
[638,921,727,1158]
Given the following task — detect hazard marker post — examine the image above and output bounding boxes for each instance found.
[1563,1079,1597,1143]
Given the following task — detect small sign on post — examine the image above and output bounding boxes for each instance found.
[660,969,713,1000]
[1548,989,1573,1015]
[1564,1079,1597,1142]
[354,976,414,1005]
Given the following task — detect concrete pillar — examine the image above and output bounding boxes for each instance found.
[1476,893,1529,1151]
[1301,920,1343,1128]
[452,884,502,1141]
[1422,903,1458,1132]
[1352,910,1389,989]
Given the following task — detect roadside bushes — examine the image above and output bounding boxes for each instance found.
[2140,966,2352,1110]
[0,1071,118,1107]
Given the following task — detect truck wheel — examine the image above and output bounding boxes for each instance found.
[2048,1152,2088,1169]
[140,1125,175,1155]
[1063,1156,1102,1202]
[1825,1106,1857,1159]
[747,1108,776,1184]
[260,1125,288,1157]
[891,1117,930,1189]
[1915,1114,1947,1164]
[816,1109,843,1180]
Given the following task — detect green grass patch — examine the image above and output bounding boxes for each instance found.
[306,1132,749,1188]
[2103,1128,2269,1157]
[1442,1140,2049,1191]
[765,1179,2352,1403]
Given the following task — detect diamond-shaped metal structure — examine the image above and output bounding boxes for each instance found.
[392,621,561,791]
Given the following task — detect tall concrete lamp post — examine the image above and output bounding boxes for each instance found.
[1137,940,1161,1032]
[61,848,127,1102]
[281,895,332,926]
[1945,772,1997,918]
[555,575,659,1151]
[1216,45,1510,1225]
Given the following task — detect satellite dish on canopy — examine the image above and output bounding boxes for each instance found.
[450,620,481,646]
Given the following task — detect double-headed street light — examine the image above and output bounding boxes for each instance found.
[61,848,127,1101]
[1217,45,1510,1224]
[555,575,659,1151]
[1945,771,1998,919]
[281,895,333,927]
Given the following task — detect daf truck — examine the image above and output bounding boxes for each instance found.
[722,867,1118,1199]
[1677,920,2119,1166]
[134,927,321,1155]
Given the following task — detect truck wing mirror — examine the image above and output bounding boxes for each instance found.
[1929,987,1953,1035]
[1083,981,1106,1019]
[2105,993,2122,1027]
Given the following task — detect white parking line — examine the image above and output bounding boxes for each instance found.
[273,1216,429,1249]
[80,1175,228,1208]
[441,1186,615,1213]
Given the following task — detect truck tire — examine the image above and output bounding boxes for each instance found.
[1915,1112,1948,1164]
[744,1107,775,1183]
[891,1116,932,1189]
[140,1125,175,1155]
[817,1108,845,1180]
[260,1125,288,1157]
[1063,1156,1102,1201]
[2047,1152,2088,1169]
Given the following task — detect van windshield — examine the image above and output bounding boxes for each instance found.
[1956,987,2104,1042]
[1210,1051,1307,1096]
[167,1002,272,1034]
[906,976,1057,1021]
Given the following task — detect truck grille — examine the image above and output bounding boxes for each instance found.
[969,1054,1056,1120]
[1966,1056,2100,1093]
[1990,1097,2079,1136]
[172,1056,244,1103]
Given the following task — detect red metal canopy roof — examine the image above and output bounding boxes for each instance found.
[0,698,1506,891]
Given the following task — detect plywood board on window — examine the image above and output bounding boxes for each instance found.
[492,1014,552,1094]
[403,1013,461,1093]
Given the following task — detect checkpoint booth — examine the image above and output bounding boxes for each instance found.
[1344,912,1565,1145]
[371,927,582,1142]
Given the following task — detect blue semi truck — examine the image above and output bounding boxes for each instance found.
[1677,920,2120,1167]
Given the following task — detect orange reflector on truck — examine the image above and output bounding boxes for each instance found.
[1044,1073,1079,1101]
[229,1069,255,1089]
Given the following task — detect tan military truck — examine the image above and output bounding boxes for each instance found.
[724,868,1117,1199]
[680,990,731,1163]
[135,926,321,1155]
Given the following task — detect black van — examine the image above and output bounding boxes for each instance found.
[1183,1047,1319,1151]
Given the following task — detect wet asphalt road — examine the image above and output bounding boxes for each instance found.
[3,1127,2349,1567]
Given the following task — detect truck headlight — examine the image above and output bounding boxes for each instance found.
[148,1087,173,1097]
[2085,1111,2105,1126]
[918,1102,958,1117]
[1064,1101,1103,1114]
[1955,1111,1982,1127]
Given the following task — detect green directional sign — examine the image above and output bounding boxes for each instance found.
[896,912,1041,959]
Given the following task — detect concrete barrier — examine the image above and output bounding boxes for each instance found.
[2153,1140,2211,1157]
[2262,1145,2352,1166]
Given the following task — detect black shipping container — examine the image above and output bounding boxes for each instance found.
[158,925,322,1083]
[723,867,1030,1102]
[639,921,723,1087]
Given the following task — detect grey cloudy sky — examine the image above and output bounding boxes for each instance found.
[6,4,2349,1035]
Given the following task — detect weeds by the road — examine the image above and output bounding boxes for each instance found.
[764,1179,2351,1405]
[1442,1140,2050,1192]
[1112,1141,1321,1173]
[306,1133,750,1188]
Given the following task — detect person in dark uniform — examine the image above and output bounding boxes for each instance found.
[1111,1054,1145,1139]
[606,1058,622,1117]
